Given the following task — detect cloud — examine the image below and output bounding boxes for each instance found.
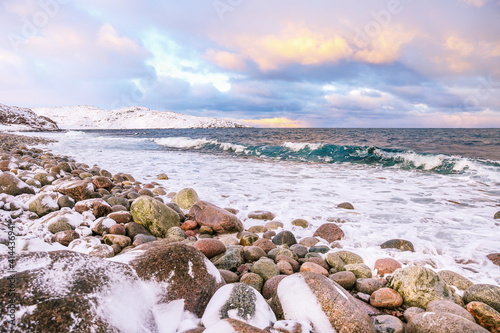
[204,49,246,71]
[238,117,309,128]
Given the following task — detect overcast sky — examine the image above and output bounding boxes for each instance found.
[1,0,499,127]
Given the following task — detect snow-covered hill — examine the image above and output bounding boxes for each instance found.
[0,104,59,132]
[32,106,246,129]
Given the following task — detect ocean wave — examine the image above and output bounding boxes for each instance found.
[154,137,246,153]
[151,137,499,177]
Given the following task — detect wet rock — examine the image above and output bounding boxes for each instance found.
[466,301,500,333]
[406,312,489,333]
[125,221,152,239]
[291,218,309,228]
[172,188,199,210]
[370,288,403,309]
[265,221,284,230]
[202,283,276,329]
[437,270,473,290]
[251,257,279,281]
[240,272,264,292]
[74,198,113,218]
[374,258,402,276]
[380,239,415,252]
[130,195,180,238]
[388,265,454,308]
[312,223,344,243]
[427,299,475,322]
[211,245,245,271]
[464,284,500,312]
[55,179,94,201]
[219,269,239,284]
[253,238,277,253]
[337,202,354,210]
[290,244,308,258]
[486,253,500,266]
[248,225,268,234]
[267,248,298,261]
[132,234,156,247]
[306,257,330,271]
[105,196,130,209]
[107,211,132,224]
[193,239,226,259]
[494,211,500,219]
[356,278,387,295]
[325,252,346,272]
[299,236,319,247]
[167,226,186,241]
[189,200,243,234]
[248,210,276,220]
[108,223,126,235]
[0,172,35,195]
[243,246,267,262]
[275,272,375,332]
[329,271,357,290]
[309,245,330,253]
[300,262,329,276]
[181,220,198,231]
[240,232,259,246]
[126,240,225,317]
[403,307,425,321]
[276,255,300,272]
[345,263,373,278]
[277,260,294,275]
[272,230,297,247]
[57,195,75,209]
[373,315,404,333]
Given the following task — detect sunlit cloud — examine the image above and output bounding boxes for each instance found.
[204,49,246,71]
[353,28,416,64]
[238,117,309,128]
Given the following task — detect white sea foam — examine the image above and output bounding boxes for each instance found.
[154,137,246,153]
[283,142,324,151]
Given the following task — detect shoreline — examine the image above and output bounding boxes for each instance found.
[1,131,499,332]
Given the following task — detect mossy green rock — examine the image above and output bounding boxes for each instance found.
[464,284,500,312]
[388,266,454,308]
[130,195,180,238]
[172,188,199,209]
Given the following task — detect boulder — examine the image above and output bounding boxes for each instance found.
[329,271,357,290]
[373,315,404,333]
[337,202,354,210]
[248,210,276,220]
[370,288,403,309]
[275,272,375,332]
[427,299,475,322]
[29,193,59,217]
[388,265,454,308]
[251,257,279,281]
[345,263,372,278]
[202,283,276,329]
[463,284,500,312]
[0,251,139,332]
[313,223,344,243]
[130,195,180,238]
[0,172,35,195]
[380,239,415,252]
[74,198,112,218]
[91,176,113,191]
[193,239,227,259]
[466,301,500,333]
[172,188,199,210]
[55,179,95,201]
[189,201,243,234]
[211,245,245,272]
[272,230,297,246]
[36,207,83,234]
[406,312,489,333]
[374,258,402,276]
[125,240,225,317]
[437,270,473,291]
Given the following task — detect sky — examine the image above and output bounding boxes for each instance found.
[0,0,499,128]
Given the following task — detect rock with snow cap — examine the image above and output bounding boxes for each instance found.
[202,283,276,329]
[0,172,35,195]
[275,272,375,332]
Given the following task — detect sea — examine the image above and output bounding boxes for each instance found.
[27,128,500,285]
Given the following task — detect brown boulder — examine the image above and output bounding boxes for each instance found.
[126,240,225,317]
[370,288,403,309]
[374,258,402,276]
[313,223,345,243]
[55,179,95,201]
[189,200,243,234]
[92,176,114,191]
[193,239,226,259]
[74,198,112,218]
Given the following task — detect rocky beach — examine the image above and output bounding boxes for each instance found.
[1,131,499,333]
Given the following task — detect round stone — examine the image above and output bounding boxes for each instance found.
[374,258,402,276]
[370,288,403,309]
[329,271,356,290]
